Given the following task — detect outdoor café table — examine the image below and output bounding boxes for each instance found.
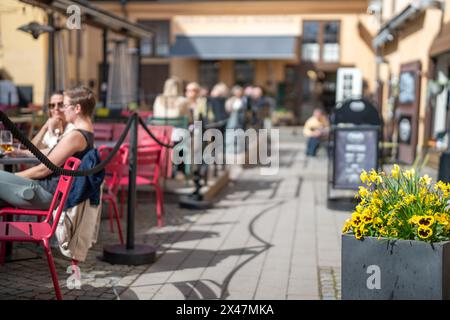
[95,140,117,148]
[0,155,40,170]
[0,155,40,261]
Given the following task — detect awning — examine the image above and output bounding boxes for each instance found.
[170,36,298,60]
[19,0,153,39]
[372,0,443,48]
[430,22,450,56]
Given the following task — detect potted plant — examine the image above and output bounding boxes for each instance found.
[341,165,450,300]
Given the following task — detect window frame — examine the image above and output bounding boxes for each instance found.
[137,19,171,58]
[301,20,341,63]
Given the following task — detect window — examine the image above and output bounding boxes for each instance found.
[322,21,340,62]
[199,61,219,90]
[302,21,320,62]
[302,21,340,63]
[234,61,255,87]
[138,20,170,57]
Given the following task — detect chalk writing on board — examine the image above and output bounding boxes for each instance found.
[333,128,378,190]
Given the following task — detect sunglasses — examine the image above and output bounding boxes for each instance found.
[49,102,64,110]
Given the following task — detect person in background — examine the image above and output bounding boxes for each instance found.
[199,86,209,99]
[182,82,208,123]
[0,86,96,210]
[225,85,246,130]
[303,108,330,157]
[208,82,229,122]
[153,77,189,118]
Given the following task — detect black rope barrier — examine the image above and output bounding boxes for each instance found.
[137,116,181,148]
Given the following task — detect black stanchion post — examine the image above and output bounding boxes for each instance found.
[179,115,213,210]
[103,113,156,265]
[127,112,138,250]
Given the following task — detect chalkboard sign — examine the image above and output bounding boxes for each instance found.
[333,127,379,190]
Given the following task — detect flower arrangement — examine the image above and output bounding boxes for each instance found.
[342,165,450,242]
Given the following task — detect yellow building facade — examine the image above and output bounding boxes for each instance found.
[0,0,47,105]
[1,0,379,125]
[97,0,378,123]
[374,0,449,165]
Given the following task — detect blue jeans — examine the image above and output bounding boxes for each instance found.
[0,171,53,210]
[306,137,321,156]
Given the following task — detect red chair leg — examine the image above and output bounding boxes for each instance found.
[107,201,114,233]
[0,241,6,266]
[155,185,164,227]
[120,186,125,219]
[43,239,63,300]
[111,200,124,245]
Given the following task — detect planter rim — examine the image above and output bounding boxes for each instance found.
[342,233,450,245]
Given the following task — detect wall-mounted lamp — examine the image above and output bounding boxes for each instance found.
[17,21,54,39]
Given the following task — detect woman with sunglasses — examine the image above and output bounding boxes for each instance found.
[7,92,75,158]
[32,91,75,150]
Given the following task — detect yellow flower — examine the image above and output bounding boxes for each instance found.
[420,174,432,185]
[342,219,351,233]
[360,170,369,184]
[362,214,373,224]
[435,181,446,191]
[369,169,382,184]
[374,217,383,225]
[404,194,416,205]
[404,168,415,179]
[390,229,398,237]
[358,186,370,198]
[418,216,434,227]
[351,213,363,228]
[434,213,449,226]
[417,226,433,239]
[408,215,421,225]
[391,164,400,178]
[355,226,368,240]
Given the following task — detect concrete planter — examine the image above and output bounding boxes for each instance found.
[341,234,450,300]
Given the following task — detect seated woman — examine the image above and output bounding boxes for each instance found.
[13,91,75,157]
[0,86,95,210]
[35,91,75,149]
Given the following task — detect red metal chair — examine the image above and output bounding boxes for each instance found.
[98,145,124,244]
[119,144,164,227]
[93,123,114,141]
[0,157,80,300]
[134,124,173,180]
[112,123,127,142]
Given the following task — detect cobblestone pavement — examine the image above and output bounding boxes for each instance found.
[4,128,430,300]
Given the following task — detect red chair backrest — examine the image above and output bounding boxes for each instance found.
[112,123,127,142]
[139,125,173,178]
[98,145,127,195]
[122,144,162,183]
[94,123,113,141]
[46,157,81,235]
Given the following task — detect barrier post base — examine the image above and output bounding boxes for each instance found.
[179,195,213,210]
[102,244,156,265]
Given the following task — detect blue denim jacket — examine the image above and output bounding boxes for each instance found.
[65,149,105,209]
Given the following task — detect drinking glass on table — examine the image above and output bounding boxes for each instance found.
[0,130,13,153]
